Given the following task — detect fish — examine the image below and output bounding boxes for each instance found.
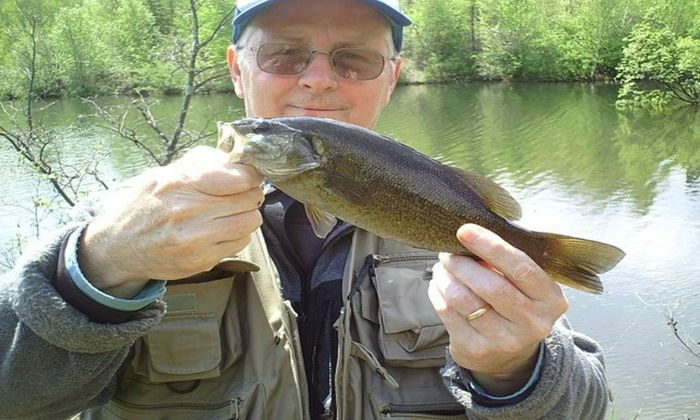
[217,117,625,294]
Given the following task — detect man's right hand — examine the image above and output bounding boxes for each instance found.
[78,146,264,298]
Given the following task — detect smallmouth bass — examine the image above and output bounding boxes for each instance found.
[217,117,625,294]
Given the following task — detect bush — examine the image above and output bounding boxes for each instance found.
[617,17,700,109]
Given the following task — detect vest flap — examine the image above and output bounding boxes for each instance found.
[374,266,442,334]
[147,315,222,375]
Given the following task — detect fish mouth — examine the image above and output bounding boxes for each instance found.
[230,118,297,162]
[232,118,272,136]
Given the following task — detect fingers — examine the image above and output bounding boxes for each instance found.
[428,224,571,382]
[431,262,490,322]
[216,122,236,153]
[79,147,268,286]
[427,274,482,341]
[455,224,565,303]
[208,209,264,246]
[428,265,519,368]
[180,186,263,222]
[172,146,263,196]
[438,252,532,323]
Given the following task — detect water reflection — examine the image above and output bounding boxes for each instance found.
[381,84,699,216]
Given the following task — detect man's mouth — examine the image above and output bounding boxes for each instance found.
[290,105,346,114]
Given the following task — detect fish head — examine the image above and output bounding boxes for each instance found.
[224,118,322,180]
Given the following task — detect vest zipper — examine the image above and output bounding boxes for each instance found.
[303,226,353,417]
[111,396,242,413]
[379,402,466,419]
[374,253,437,265]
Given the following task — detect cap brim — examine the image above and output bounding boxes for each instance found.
[233,0,276,26]
[363,0,412,27]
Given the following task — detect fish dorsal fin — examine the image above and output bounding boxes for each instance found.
[450,166,522,221]
[305,204,338,238]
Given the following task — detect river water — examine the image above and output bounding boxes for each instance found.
[1,84,698,418]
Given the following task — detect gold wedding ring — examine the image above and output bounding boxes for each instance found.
[466,304,491,321]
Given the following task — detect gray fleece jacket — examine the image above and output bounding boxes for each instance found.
[0,224,608,420]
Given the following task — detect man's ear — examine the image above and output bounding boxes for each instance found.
[390,57,403,94]
[227,45,245,99]
[383,57,403,106]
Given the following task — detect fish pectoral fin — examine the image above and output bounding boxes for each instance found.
[450,166,522,221]
[322,172,370,206]
[305,205,338,238]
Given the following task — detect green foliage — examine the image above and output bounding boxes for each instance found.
[0,0,232,99]
[616,13,700,109]
[556,0,643,80]
[51,1,113,96]
[403,0,477,82]
[475,0,540,80]
[0,0,66,99]
[403,0,651,82]
[0,0,698,107]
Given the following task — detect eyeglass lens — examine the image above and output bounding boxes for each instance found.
[256,43,386,81]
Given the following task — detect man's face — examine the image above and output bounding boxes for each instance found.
[227,0,403,129]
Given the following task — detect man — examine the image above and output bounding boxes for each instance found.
[0,0,608,419]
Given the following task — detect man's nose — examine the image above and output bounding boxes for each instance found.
[298,52,339,92]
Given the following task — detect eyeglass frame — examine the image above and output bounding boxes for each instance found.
[236,42,397,81]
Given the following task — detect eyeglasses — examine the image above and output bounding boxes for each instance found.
[245,43,391,81]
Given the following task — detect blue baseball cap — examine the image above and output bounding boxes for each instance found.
[232,0,412,52]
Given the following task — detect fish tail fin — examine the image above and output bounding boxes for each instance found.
[535,233,625,294]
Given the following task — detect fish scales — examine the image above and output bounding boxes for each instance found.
[307,124,515,254]
[218,117,625,294]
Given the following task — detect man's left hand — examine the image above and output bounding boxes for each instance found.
[428,223,570,396]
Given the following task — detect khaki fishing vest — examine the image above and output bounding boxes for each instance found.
[82,229,468,419]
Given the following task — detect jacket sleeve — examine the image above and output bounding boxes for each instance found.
[442,317,609,420]
[0,225,165,419]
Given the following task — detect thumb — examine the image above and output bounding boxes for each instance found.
[217,122,236,153]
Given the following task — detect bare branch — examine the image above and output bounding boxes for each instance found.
[83,98,164,165]
[664,297,700,366]
[193,62,225,77]
[132,96,171,145]
[194,69,229,91]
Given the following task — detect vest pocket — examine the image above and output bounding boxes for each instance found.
[131,274,241,382]
[366,253,449,368]
[100,382,262,419]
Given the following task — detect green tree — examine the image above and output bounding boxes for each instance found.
[617,14,700,109]
[0,0,65,99]
[475,0,572,81]
[559,0,643,80]
[107,0,170,93]
[403,0,477,82]
[50,0,114,96]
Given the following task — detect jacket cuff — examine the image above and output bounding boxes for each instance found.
[441,318,606,419]
[441,342,543,408]
[54,224,164,323]
[12,226,165,353]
